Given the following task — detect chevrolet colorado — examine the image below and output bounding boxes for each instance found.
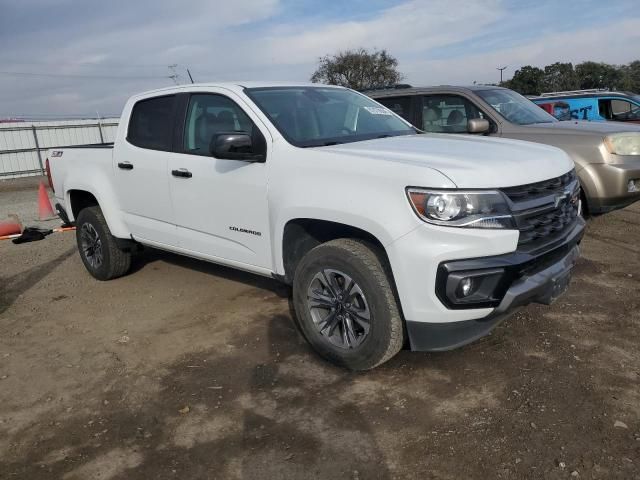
[46,83,584,370]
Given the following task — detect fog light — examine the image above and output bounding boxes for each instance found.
[628,179,640,193]
[441,267,506,308]
[460,277,474,297]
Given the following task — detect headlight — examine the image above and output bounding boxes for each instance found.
[407,188,514,228]
[604,133,640,156]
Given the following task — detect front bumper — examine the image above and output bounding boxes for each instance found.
[582,161,640,214]
[405,220,584,351]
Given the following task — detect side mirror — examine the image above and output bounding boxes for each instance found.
[467,118,490,134]
[210,132,265,162]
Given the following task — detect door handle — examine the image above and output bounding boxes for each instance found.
[118,162,134,170]
[172,168,192,178]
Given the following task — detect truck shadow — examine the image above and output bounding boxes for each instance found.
[129,246,291,299]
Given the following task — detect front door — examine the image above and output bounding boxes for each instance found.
[419,94,491,133]
[168,91,272,270]
[598,98,640,123]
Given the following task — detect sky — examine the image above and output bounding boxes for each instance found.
[0,0,639,118]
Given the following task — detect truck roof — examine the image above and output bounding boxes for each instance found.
[130,81,345,99]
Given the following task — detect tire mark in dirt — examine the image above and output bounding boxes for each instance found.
[586,233,640,255]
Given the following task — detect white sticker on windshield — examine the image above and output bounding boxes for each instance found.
[364,106,393,115]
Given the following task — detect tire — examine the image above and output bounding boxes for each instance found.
[579,187,589,219]
[75,206,131,281]
[292,238,405,370]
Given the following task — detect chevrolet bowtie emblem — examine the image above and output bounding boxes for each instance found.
[554,190,571,208]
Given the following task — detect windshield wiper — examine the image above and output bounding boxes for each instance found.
[301,140,343,148]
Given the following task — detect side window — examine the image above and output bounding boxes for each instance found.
[611,99,632,117]
[376,97,412,122]
[183,94,260,156]
[127,95,176,151]
[609,99,639,121]
[421,95,485,133]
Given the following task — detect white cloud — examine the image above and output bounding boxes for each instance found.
[0,0,639,116]
[262,0,505,65]
[401,18,640,85]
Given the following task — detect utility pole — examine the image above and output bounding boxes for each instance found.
[168,64,181,85]
[497,66,508,85]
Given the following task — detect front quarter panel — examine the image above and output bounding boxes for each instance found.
[268,142,457,276]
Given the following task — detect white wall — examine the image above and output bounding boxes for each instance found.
[0,118,119,179]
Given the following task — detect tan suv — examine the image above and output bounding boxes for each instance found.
[367,85,640,215]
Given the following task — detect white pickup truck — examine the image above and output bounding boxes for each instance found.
[47,82,585,370]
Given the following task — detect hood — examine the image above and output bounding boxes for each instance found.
[526,120,640,135]
[322,134,573,189]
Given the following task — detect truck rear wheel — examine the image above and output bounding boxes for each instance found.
[75,206,131,281]
[292,238,404,370]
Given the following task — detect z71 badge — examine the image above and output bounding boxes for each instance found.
[51,151,63,157]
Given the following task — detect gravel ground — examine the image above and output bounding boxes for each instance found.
[0,181,639,480]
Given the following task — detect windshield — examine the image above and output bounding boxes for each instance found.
[245,87,415,147]
[476,89,558,125]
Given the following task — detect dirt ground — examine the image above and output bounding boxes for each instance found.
[0,182,639,480]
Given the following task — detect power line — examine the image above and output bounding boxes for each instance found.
[2,61,172,69]
[0,71,171,79]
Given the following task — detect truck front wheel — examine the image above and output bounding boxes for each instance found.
[75,206,131,281]
[292,238,404,370]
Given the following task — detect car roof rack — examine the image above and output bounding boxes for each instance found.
[539,88,611,97]
[359,84,413,92]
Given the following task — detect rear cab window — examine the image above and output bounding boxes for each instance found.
[127,95,176,151]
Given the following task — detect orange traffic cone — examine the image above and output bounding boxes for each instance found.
[38,181,55,220]
[0,221,22,237]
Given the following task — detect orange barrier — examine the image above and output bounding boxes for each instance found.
[0,226,75,241]
[0,221,22,237]
[38,182,55,220]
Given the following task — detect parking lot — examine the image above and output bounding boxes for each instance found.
[0,181,639,479]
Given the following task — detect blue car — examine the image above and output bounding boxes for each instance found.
[532,90,640,124]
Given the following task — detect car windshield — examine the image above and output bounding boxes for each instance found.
[476,89,558,125]
[245,86,415,147]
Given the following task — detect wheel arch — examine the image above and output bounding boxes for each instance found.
[65,188,131,238]
[281,218,393,285]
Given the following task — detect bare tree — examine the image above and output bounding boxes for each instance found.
[310,48,403,90]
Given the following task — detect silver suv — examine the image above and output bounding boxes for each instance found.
[367,85,640,215]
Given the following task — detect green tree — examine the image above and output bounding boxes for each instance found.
[504,65,545,95]
[542,62,578,93]
[620,61,640,92]
[310,48,403,90]
[575,61,622,90]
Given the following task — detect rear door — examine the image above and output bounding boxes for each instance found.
[114,94,179,246]
[167,90,272,270]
